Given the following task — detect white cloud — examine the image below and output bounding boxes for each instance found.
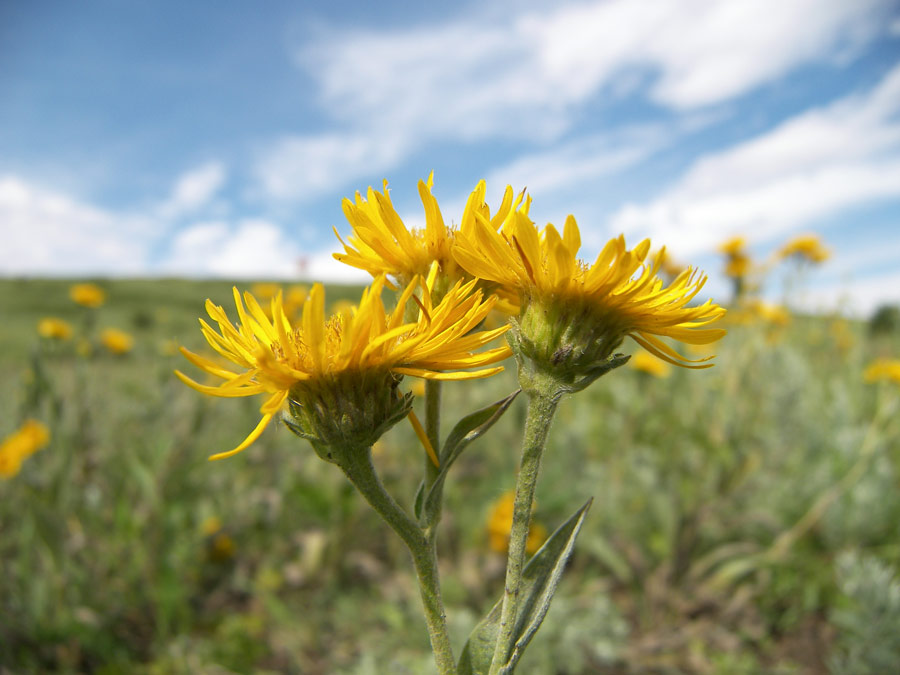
[286,0,888,178]
[158,162,226,218]
[161,219,306,278]
[254,132,409,201]
[802,270,900,317]
[0,176,151,275]
[609,63,900,257]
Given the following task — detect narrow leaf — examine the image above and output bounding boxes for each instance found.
[413,480,425,520]
[421,390,520,524]
[457,498,593,675]
[441,389,521,466]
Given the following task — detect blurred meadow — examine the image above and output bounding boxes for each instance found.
[2,274,899,674]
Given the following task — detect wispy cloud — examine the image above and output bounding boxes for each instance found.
[253,132,408,202]
[609,63,900,256]
[160,219,302,279]
[157,162,227,219]
[0,176,151,276]
[262,0,891,202]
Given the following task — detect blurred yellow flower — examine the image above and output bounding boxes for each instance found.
[863,358,900,385]
[69,283,106,308]
[453,208,726,369]
[250,282,281,301]
[410,380,427,397]
[0,419,50,479]
[487,491,546,555]
[778,234,830,264]
[100,328,134,354]
[37,317,73,340]
[177,275,511,459]
[630,351,671,378]
[724,254,752,279]
[718,236,747,257]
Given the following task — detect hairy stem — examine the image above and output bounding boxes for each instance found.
[490,388,560,673]
[341,447,457,675]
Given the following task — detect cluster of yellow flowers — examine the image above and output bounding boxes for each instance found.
[180,176,727,458]
[37,283,135,356]
[0,419,50,479]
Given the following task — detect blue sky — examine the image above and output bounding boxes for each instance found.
[1,0,899,314]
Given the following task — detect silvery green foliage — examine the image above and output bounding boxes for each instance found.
[829,552,900,675]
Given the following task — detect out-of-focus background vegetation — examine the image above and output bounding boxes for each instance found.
[2,275,899,674]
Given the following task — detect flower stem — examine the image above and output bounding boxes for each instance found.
[490,387,560,674]
[424,379,443,529]
[341,447,457,675]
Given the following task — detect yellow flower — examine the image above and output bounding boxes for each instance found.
[724,254,751,279]
[452,206,726,372]
[863,358,900,385]
[100,328,134,354]
[334,174,521,309]
[486,490,547,555]
[630,351,671,378]
[410,380,427,397]
[778,234,830,263]
[0,419,50,479]
[37,317,73,340]
[250,282,282,301]
[717,236,747,257]
[176,274,511,460]
[69,283,106,308]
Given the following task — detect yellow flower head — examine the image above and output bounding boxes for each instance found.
[100,328,134,354]
[452,205,726,374]
[778,234,830,264]
[69,283,106,308]
[0,419,50,479]
[630,351,672,378]
[334,175,521,309]
[487,490,546,555]
[863,358,900,385]
[37,317,73,340]
[724,254,751,279]
[718,236,747,257]
[176,273,511,460]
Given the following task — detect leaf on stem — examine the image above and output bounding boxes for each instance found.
[419,390,520,524]
[457,498,593,675]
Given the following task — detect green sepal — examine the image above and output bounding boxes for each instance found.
[457,498,593,675]
[560,353,631,394]
[419,389,520,525]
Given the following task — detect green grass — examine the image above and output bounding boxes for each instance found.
[1,278,898,674]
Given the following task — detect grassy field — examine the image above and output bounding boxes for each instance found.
[1,278,899,674]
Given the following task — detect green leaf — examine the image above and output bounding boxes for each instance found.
[420,390,520,524]
[457,498,593,675]
[413,480,425,520]
[441,389,520,466]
